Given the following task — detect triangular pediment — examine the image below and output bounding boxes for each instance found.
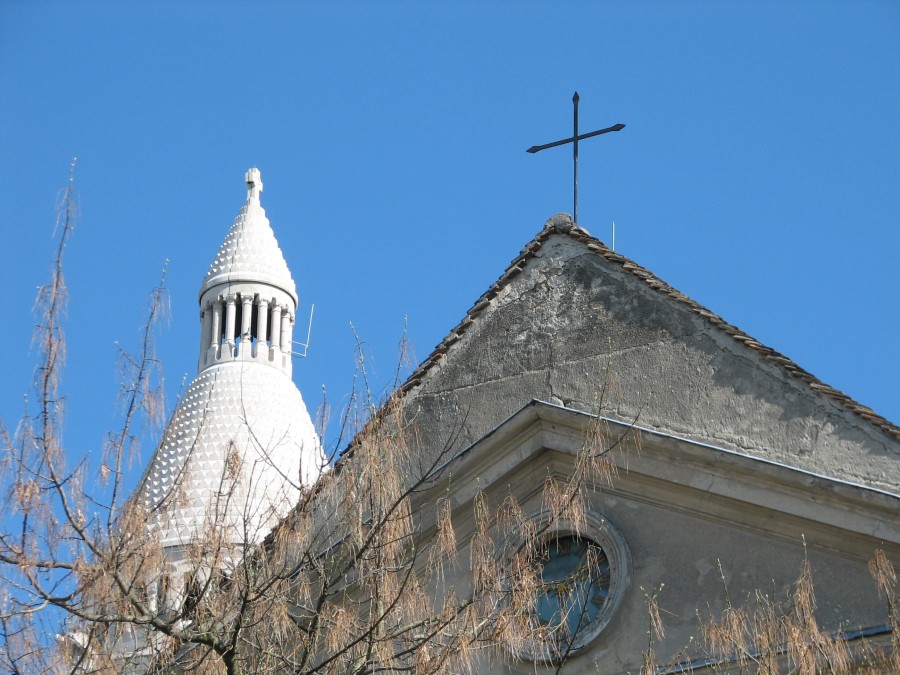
[397,215,899,494]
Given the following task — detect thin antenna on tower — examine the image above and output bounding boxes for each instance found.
[292,304,315,358]
[612,221,616,251]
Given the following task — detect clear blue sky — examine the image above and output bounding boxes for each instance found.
[1,2,898,476]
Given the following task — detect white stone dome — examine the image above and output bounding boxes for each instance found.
[141,361,323,548]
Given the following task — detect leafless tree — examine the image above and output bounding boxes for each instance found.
[694,551,899,674]
[0,168,631,674]
[4,166,899,675]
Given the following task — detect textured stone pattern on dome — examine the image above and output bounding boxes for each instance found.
[141,362,323,548]
[202,203,297,299]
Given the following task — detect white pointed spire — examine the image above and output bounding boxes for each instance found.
[201,168,297,306]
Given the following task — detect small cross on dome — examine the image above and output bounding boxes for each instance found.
[245,167,263,202]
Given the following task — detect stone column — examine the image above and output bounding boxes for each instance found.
[281,309,294,355]
[256,298,269,356]
[240,294,254,355]
[224,294,237,349]
[210,300,222,349]
[199,303,212,367]
[269,303,281,351]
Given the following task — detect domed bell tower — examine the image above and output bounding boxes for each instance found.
[139,168,324,556]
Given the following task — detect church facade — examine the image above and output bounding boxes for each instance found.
[140,170,899,673]
[388,213,899,671]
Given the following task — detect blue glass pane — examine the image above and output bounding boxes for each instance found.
[534,536,610,645]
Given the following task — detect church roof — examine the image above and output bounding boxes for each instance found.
[200,169,297,302]
[398,214,900,443]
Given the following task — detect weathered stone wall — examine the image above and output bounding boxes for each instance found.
[402,232,899,493]
[391,226,898,672]
[468,491,888,673]
[413,407,897,674]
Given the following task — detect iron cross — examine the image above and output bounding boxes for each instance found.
[527,92,624,226]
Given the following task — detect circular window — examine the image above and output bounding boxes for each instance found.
[534,535,611,641]
[509,513,630,663]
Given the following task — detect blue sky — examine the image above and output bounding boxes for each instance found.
[1,1,898,476]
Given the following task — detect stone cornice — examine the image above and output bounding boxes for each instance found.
[419,400,900,549]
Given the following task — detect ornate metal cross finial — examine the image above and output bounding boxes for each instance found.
[245,167,263,202]
[527,92,624,226]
